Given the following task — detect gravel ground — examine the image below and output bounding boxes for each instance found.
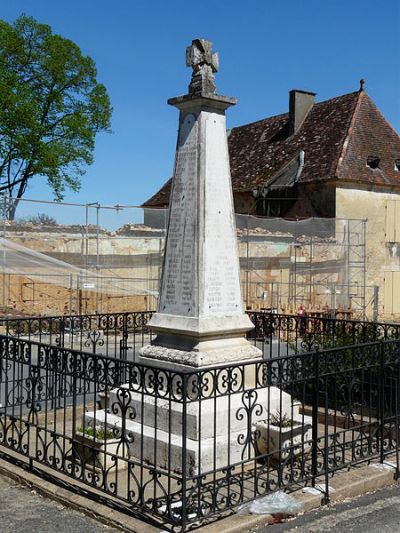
[0,474,120,533]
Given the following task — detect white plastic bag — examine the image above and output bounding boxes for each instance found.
[237,491,303,515]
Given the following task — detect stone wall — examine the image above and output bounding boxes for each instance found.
[0,221,356,317]
[0,223,164,316]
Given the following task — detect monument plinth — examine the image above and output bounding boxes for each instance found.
[139,38,261,369]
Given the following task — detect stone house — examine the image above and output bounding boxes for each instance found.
[143,86,400,319]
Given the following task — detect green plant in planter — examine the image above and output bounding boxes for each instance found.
[77,426,115,440]
[73,424,128,471]
[269,411,299,428]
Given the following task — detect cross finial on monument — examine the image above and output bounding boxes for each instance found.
[186,39,219,96]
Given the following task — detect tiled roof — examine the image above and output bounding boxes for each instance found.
[142,177,172,208]
[337,92,400,186]
[228,91,360,191]
[142,91,400,207]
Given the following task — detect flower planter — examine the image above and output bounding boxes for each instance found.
[256,418,312,460]
[72,431,129,470]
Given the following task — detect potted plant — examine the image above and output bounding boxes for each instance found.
[72,425,129,470]
[256,411,312,460]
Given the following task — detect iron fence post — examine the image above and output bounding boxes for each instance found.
[322,362,330,505]
[395,345,400,480]
[71,350,78,477]
[121,313,128,362]
[311,348,319,487]
[181,372,188,532]
[27,340,34,471]
[59,315,65,348]
[50,346,57,411]
[379,341,385,464]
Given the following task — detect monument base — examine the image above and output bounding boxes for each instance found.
[139,312,262,368]
[139,338,261,369]
[84,386,308,475]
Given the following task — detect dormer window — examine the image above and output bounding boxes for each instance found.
[367,156,380,169]
[395,159,400,171]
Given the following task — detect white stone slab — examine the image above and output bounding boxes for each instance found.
[107,384,295,440]
[85,409,248,475]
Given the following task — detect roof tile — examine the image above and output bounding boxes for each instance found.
[142,91,400,208]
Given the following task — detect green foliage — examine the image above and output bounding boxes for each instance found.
[269,411,298,428]
[77,426,115,440]
[287,322,400,414]
[295,321,384,353]
[0,14,112,218]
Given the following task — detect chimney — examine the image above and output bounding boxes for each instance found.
[288,89,316,135]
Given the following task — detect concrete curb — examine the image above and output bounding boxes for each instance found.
[0,457,397,533]
[0,459,158,533]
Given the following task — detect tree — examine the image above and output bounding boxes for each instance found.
[17,213,57,225]
[0,15,112,219]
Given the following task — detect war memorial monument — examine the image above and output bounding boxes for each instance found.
[86,39,300,473]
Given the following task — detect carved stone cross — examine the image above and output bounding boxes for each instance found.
[186,39,219,96]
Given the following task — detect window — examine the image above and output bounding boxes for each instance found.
[395,159,400,171]
[366,156,380,169]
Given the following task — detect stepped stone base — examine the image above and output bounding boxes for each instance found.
[85,385,297,475]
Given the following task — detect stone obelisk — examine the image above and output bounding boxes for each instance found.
[85,42,296,474]
[140,38,261,368]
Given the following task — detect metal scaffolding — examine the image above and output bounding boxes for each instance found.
[0,196,372,318]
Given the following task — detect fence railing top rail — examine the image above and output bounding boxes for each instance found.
[1,331,399,376]
[0,309,399,329]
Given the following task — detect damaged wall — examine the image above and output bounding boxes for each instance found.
[0,220,354,317]
[336,186,400,321]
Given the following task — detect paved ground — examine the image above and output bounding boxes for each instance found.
[0,474,119,533]
[0,468,399,533]
[263,483,400,532]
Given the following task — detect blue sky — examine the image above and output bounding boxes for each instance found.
[1,0,400,225]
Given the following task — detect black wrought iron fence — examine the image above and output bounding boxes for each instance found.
[0,311,155,360]
[1,310,400,361]
[247,311,400,357]
[0,333,399,531]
